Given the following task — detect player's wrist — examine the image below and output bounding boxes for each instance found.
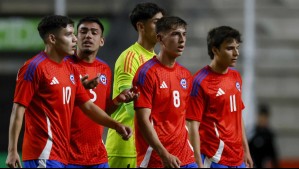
[113,98,121,106]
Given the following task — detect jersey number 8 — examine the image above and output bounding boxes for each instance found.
[173,90,180,108]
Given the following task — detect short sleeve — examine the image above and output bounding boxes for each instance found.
[133,67,155,110]
[115,51,141,90]
[186,79,205,122]
[14,62,39,107]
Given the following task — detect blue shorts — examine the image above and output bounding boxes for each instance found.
[66,162,109,168]
[201,154,246,168]
[181,162,198,168]
[23,160,66,168]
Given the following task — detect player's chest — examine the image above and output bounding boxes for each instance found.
[155,73,190,98]
[40,66,78,94]
[205,76,242,100]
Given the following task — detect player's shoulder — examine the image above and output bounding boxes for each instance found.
[137,58,158,74]
[95,57,109,67]
[193,66,210,84]
[25,52,48,65]
[117,44,139,60]
[135,58,157,83]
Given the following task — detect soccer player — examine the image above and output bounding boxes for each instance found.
[186,26,254,168]
[133,16,197,168]
[105,2,165,168]
[5,15,131,168]
[66,17,139,168]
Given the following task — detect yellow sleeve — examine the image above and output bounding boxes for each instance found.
[114,50,141,90]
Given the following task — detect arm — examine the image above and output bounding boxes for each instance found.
[242,118,254,168]
[187,120,204,168]
[6,103,25,168]
[135,108,181,168]
[80,100,132,140]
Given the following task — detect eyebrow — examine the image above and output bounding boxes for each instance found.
[80,27,99,31]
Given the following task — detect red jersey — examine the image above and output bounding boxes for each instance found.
[66,56,111,165]
[14,52,90,164]
[133,57,195,168]
[186,66,245,166]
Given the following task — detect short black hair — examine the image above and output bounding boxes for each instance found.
[77,16,104,35]
[156,16,187,34]
[207,26,242,60]
[38,15,74,41]
[130,2,166,31]
[258,103,270,117]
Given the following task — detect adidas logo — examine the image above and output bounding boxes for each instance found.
[160,81,168,89]
[216,88,225,96]
[50,77,59,85]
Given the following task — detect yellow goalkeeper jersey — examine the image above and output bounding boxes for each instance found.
[106,42,155,157]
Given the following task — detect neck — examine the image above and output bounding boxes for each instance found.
[137,35,155,52]
[209,60,228,74]
[157,52,176,68]
[44,45,65,63]
[76,49,97,63]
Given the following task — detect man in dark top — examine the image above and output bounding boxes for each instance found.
[249,104,279,168]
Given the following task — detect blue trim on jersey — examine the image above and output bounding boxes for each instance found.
[24,53,46,82]
[66,162,109,168]
[201,154,246,168]
[191,68,209,96]
[96,57,108,65]
[24,160,66,168]
[228,67,237,71]
[181,162,198,168]
[64,55,73,61]
[137,59,157,85]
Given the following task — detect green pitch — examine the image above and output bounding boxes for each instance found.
[0,152,7,168]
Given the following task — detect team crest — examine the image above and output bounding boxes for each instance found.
[180,78,187,89]
[70,74,75,85]
[99,74,107,85]
[236,82,241,92]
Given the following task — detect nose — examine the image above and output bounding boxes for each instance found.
[86,31,93,38]
[179,33,186,43]
[234,48,239,56]
[73,34,77,43]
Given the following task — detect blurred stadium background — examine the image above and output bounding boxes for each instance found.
[1,0,299,168]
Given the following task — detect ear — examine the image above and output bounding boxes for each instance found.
[48,34,56,44]
[99,37,105,47]
[156,34,162,42]
[136,21,144,32]
[212,46,218,56]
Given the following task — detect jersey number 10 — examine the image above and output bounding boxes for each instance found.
[63,87,71,104]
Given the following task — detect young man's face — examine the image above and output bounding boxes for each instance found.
[214,39,240,67]
[159,26,186,58]
[142,12,163,44]
[77,22,104,54]
[54,24,77,56]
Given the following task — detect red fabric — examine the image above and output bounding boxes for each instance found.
[14,52,90,164]
[133,57,195,168]
[186,66,245,166]
[67,56,111,165]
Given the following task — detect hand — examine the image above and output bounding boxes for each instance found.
[81,75,100,89]
[114,123,132,140]
[244,152,254,168]
[114,86,140,105]
[6,151,22,168]
[160,152,181,168]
